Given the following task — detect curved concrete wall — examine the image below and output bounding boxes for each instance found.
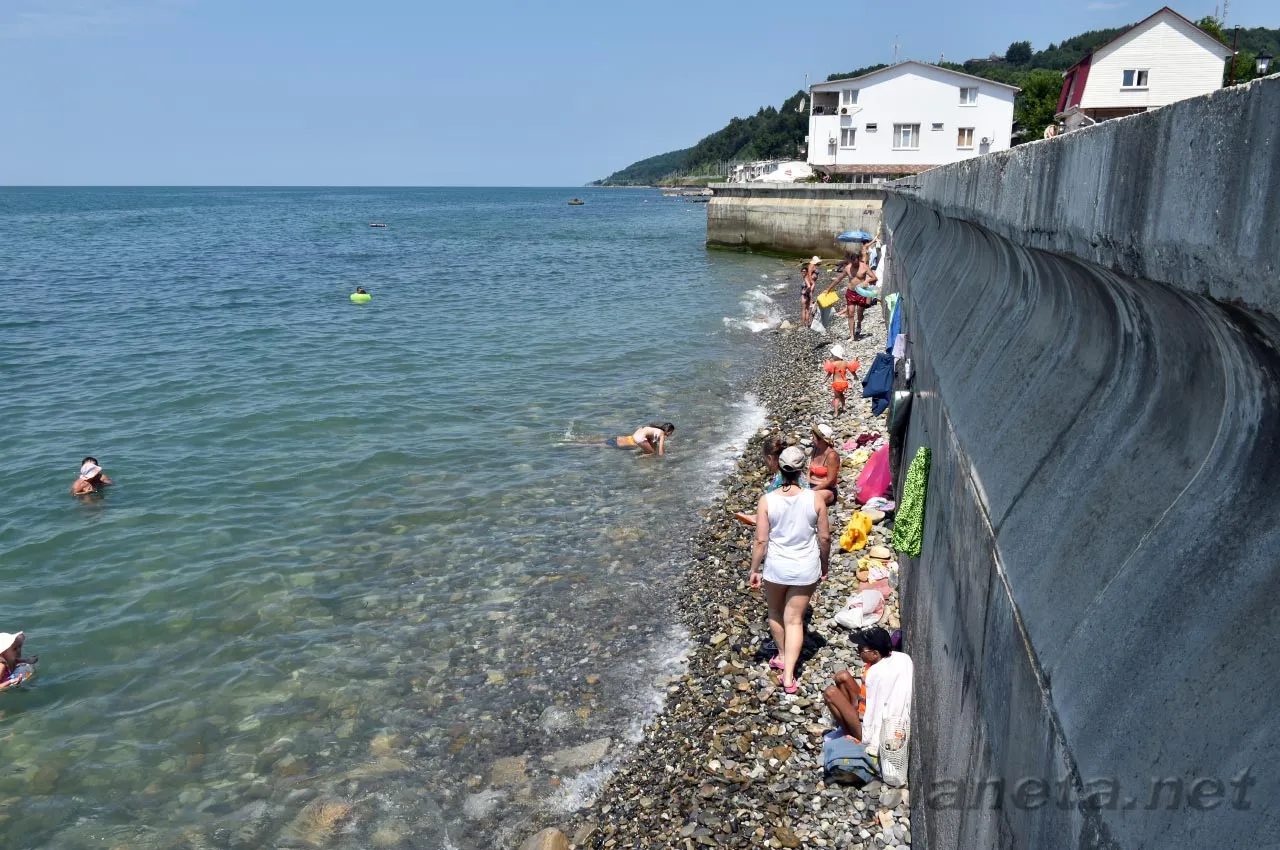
[888,76,1280,849]
[706,184,881,257]
[898,75,1280,318]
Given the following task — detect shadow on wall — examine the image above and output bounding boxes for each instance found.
[887,193,1280,850]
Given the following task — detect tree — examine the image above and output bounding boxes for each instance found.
[1005,41,1033,65]
[1197,15,1228,44]
[1014,69,1065,142]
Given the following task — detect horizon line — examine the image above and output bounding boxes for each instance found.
[0,184,613,189]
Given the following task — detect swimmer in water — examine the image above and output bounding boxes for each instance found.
[611,422,675,456]
[355,287,369,295]
[71,457,112,496]
[0,632,36,686]
[569,422,676,455]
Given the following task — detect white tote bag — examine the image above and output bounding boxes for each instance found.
[878,714,910,787]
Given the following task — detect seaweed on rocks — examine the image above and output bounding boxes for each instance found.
[522,300,912,849]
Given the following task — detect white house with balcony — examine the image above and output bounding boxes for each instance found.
[807,61,1018,182]
[1055,6,1233,132]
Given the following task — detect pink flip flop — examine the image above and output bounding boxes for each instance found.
[769,656,784,671]
[783,678,799,695]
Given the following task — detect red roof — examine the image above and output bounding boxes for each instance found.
[1057,55,1091,113]
[1054,6,1229,115]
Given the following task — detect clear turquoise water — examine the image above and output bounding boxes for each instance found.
[0,187,785,849]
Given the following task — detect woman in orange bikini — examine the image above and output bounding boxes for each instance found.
[823,344,860,416]
[809,423,841,506]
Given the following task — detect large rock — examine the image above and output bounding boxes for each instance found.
[519,827,569,850]
[545,738,610,771]
[489,755,528,787]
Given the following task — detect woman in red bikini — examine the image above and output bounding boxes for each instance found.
[808,423,841,506]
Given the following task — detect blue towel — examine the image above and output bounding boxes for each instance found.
[862,351,894,416]
[886,298,903,354]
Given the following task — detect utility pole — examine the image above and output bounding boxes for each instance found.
[1222,0,1230,27]
[893,36,900,64]
[1230,25,1239,84]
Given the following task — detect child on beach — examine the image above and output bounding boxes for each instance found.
[823,345,860,416]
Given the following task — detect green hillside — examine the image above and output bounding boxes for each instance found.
[594,17,1278,185]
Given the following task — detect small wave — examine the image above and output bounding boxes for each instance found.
[545,626,690,815]
[722,316,779,334]
[723,286,784,334]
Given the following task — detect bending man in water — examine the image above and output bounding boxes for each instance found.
[612,422,675,456]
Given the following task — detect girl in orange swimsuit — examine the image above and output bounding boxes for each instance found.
[823,346,861,416]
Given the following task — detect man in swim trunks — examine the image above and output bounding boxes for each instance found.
[71,457,112,495]
[830,246,879,340]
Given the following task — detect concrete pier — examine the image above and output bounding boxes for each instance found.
[705,183,882,257]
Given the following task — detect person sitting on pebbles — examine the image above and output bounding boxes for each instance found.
[823,627,913,748]
[71,457,112,496]
[808,424,841,506]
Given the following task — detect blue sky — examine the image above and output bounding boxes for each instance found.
[0,0,1269,185]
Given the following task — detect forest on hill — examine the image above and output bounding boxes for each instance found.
[594,18,1279,186]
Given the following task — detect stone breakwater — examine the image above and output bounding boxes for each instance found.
[519,297,912,850]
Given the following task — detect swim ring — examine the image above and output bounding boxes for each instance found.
[855,286,879,300]
[0,663,35,692]
[350,293,372,304]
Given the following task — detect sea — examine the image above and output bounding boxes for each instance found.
[0,187,795,849]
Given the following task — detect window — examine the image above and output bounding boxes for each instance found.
[959,86,978,105]
[1121,69,1149,88]
[865,123,878,131]
[893,123,921,149]
[841,89,859,106]
[840,127,857,148]
[932,122,944,131]
[957,127,975,148]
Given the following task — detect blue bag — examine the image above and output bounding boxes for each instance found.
[822,732,879,786]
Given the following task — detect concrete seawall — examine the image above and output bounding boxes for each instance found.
[887,76,1280,849]
[706,184,882,257]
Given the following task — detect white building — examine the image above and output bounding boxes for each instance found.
[1056,6,1233,132]
[807,61,1018,182]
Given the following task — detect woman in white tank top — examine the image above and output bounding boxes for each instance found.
[748,446,831,694]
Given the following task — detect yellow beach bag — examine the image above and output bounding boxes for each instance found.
[817,289,840,309]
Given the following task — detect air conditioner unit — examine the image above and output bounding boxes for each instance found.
[981,137,991,145]
[840,107,849,115]
[829,137,838,144]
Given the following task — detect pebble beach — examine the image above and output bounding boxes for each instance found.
[519,285,912,850]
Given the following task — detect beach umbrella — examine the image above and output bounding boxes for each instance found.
[836,230,874,243]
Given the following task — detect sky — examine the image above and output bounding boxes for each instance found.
[0,0,1271,186]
